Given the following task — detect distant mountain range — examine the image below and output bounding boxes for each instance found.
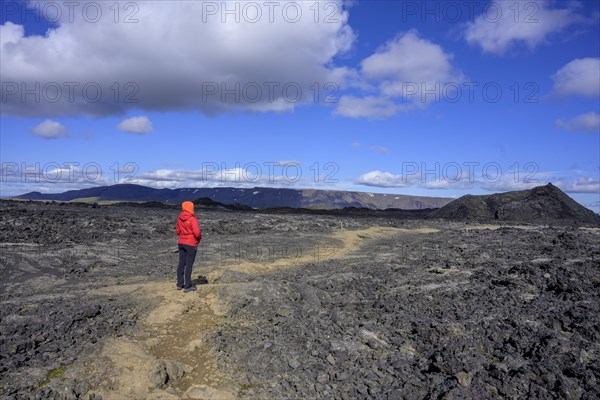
[16,184,453,210]
[12,183,599,225]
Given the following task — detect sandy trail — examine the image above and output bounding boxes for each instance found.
[81,226,439,399]
[205,226,439,280]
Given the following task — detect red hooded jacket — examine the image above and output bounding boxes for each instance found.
[176,202,202,247]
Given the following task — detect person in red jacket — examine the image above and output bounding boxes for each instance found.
[176,201,202,292]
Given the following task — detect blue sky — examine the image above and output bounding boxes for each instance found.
[1,0,599,211]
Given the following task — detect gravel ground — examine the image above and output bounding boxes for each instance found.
[212,226,600,399]
[0,200,374,398]
[1,200,598,399]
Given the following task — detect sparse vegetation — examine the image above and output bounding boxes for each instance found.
[34,368,64,389]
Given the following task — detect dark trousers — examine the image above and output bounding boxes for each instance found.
[177,244,197,289]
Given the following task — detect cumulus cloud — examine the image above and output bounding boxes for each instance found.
[355,171,411,188]
[361,31,461,98]
[0,1,355,117]
[0,161,333,195]
[0,162,113,197]
[355,169,479,190]
[132,168,252,188]
[355,166,599,195]
[555,177,600,194]
[122,163,323,189]
[353,162,600,200]
[556,112,600,132]
[480,180,542,192]
[360,173,599,195]
[0,162,334,197]
[464,0,585,54]
[481,176,600,194]
[423,180,477,190]
[356,166,481,189]
[29,119,67,138]
[335,96,399,119]
[117,116,154,134]
[552,58,600,97]
[336,31,462,118]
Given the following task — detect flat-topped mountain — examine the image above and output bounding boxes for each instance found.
[16,184,452,210]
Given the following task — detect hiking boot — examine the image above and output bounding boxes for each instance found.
[183,286,197,293]
[176,285,184,290]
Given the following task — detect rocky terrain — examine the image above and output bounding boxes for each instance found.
[431,183,600,225]
[213,225,600,399]
[0,197,599,399]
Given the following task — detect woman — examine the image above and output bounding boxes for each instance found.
[175,201,202,292]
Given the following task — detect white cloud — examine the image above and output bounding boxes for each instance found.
[271,160,301,167]
[361,30,461,98]
[555,177,600,194]
[354,166,599,195]
[335,96,399,119]
[335,31,462,118]
[135,167,253,187]
[481,176,600,194]
[556,112,600,132]
[128,164,320,189]
[117,116,154,134]
[356,167,482,189]
[464,0,585,55]
[29,119,67,138]
[355,170,411,188]
[355,169,474,189]
[552,58,600,97]
[480,180,542,192]
[0,1,355,117]
[423,179,477,190]
[0,160,345,195]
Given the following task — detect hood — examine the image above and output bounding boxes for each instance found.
[179,210,194,221]
[182,201,194,214]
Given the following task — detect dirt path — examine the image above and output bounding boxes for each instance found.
[80,226,439,399]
